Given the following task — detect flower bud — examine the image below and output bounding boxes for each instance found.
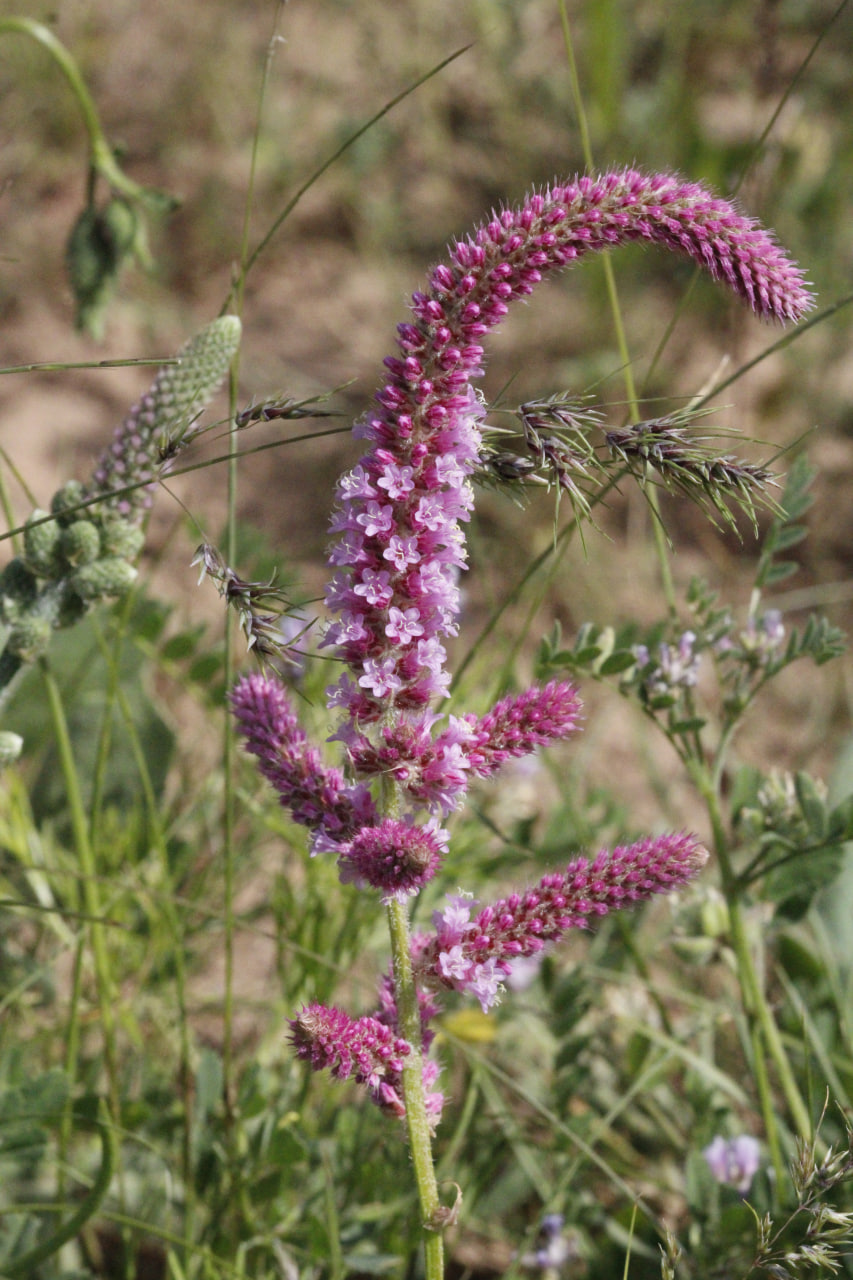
[23,511,63,578]
[0,731,23,768]
[51,480,87,523]
[99,518,145,561]
[61,520,101,567]
[7,611,52,661]
[69,557,137,602]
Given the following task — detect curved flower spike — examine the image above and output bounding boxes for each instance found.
[325,170,813,749]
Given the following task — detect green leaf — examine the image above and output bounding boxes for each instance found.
[671,716,707,734]
[827,793,853,841]
[763,560,799,584]
[162,627,204,661]
[794,771,828,840]
[598,650,636,676]
[766,845,845,922]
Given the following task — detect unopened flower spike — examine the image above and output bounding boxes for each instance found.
[88,315,242,518]
[0,317,240,714]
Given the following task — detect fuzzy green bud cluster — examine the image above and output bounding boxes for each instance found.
[0,317,240,714]
[0,487,144,664]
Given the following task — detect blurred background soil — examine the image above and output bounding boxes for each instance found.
[2,0,852,818]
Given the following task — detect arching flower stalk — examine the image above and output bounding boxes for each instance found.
[232,169,812,1269]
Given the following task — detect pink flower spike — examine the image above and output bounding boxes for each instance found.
[289,1003,409,1088]
[231,673,376,839]
[289,1002,444,1128]
[419,833,708,1008]
[450,680,583,778]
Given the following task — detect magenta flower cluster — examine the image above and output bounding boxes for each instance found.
[231,169,812,1126]
[420,833,709,1011]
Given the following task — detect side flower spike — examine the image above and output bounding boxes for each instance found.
[231,672,377,844]
[419,833,709,1010]
[87,315,242,517]
[289,1003,444,1128]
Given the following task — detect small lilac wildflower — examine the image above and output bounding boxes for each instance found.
[739,609,786,662]
[703,1134,762,1193]
[636,630,701,696]
[232,170,810,1126]
[520,1213,579,1271]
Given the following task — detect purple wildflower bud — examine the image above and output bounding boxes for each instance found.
[337,817,447,898]
[739,609,786,662]
[289,1001,445,1127]
[703,1134,761,1193]
[289,1003,409,1087]
[419,833,708,1009]
[230,672,376,841]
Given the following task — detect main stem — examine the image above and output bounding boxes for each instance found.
[380,778,444,1279]
[386,897,444,1278]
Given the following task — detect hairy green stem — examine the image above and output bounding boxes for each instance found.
[696,768,813,1153]
[385,894,444,1279]
[378,774,444,1277]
